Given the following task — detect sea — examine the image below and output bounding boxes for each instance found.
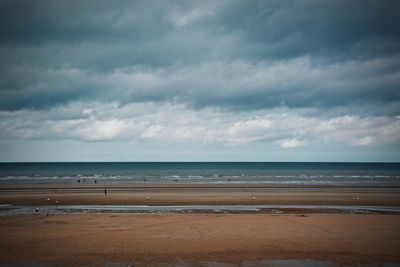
[1,162,400,186]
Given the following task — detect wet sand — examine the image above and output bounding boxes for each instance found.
[0,213,400,266]
[1,183,400,206]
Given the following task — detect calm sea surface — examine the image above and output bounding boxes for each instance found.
[0,162,399,186]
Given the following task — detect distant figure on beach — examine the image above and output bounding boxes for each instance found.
[144,178,146,182]
[77,179,80,183]
[104,188,107,195]
[95,180,97,184]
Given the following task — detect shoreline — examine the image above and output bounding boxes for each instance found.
[3,182,399,189]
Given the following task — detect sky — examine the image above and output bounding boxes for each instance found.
[0,0,400,162]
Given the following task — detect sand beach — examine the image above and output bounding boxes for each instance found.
[1,183,400,266]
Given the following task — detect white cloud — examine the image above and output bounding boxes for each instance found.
[76,119,128,141]
[317,115,400,146]
[226,118,273,144]
[141,125,163,138]
[279,138,306,148]
[1,102,399,147]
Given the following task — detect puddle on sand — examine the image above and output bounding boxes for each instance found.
[1,204,400,216]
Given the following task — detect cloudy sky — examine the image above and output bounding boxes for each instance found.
[0,0,399,162]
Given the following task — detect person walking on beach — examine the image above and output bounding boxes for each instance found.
[104,188,107,195]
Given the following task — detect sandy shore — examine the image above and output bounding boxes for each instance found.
[1,183,400,206]
[0,213,399,266]
[1,183,399,266]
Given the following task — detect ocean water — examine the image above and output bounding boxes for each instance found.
[0,162,399,186]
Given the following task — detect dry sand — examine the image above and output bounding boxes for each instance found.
[0,213,400,266]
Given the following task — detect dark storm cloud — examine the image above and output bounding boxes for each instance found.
[0,1,170,44]
[2,1,399,56]
[212,0,400,60]
[0,0,399,113]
